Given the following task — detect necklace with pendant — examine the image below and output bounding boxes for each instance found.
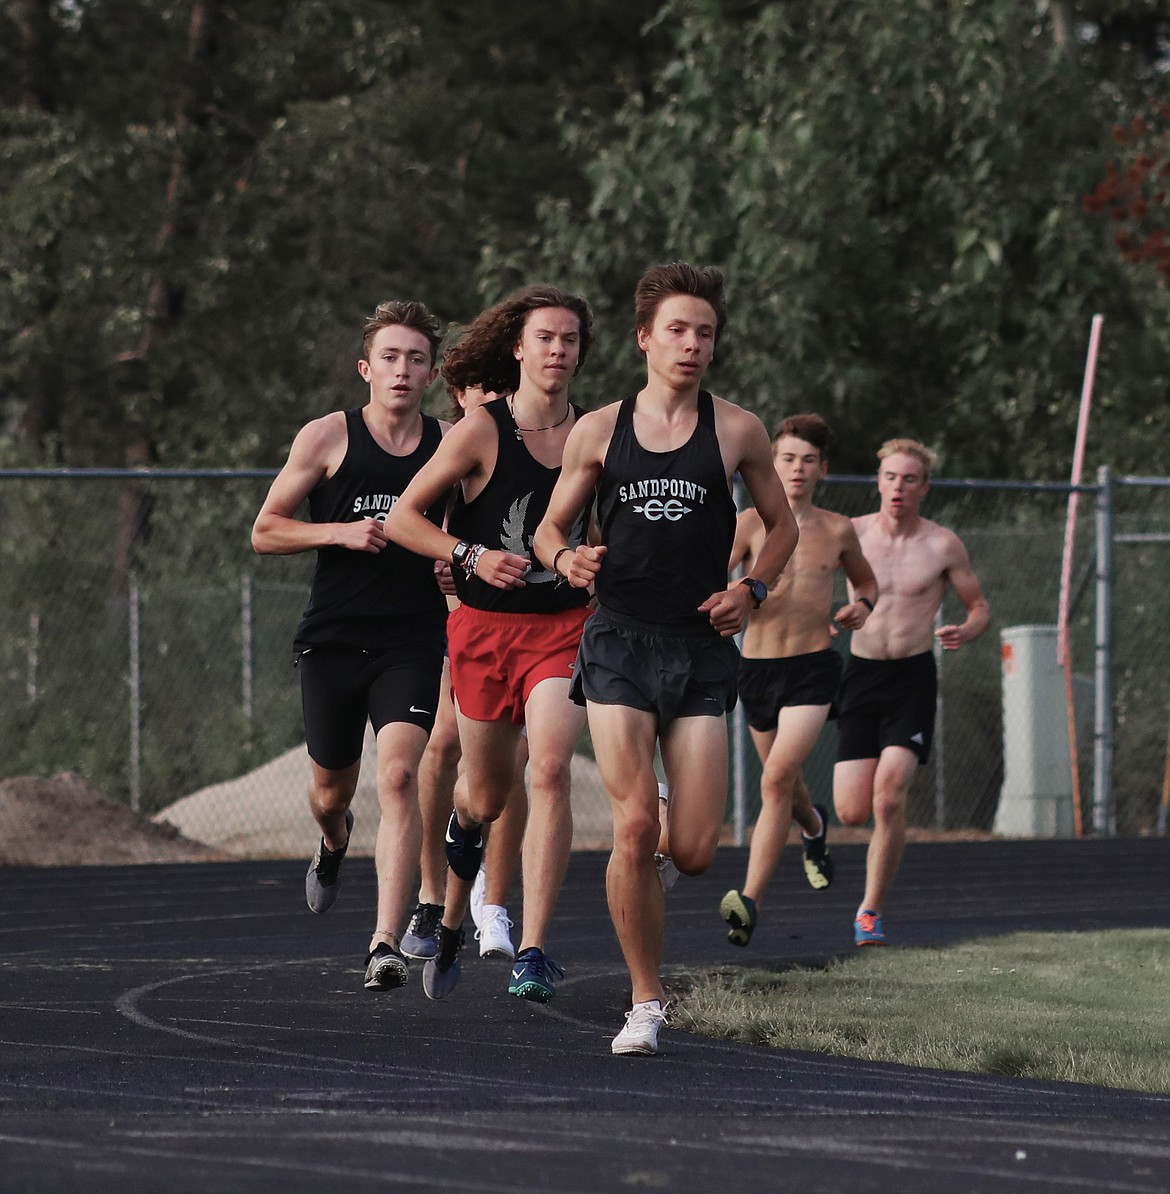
[508,395,571,441]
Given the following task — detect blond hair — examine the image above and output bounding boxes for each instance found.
[877,438,937,479]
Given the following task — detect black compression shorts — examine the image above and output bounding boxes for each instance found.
[296,632,445,771]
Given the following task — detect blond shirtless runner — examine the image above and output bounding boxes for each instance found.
[834,438,990,946]
[719,414,877,947]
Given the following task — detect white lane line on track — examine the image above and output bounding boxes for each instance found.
[0,1133,607,1193]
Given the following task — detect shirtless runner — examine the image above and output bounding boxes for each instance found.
[834,438,990,946]
[719,414,877,947]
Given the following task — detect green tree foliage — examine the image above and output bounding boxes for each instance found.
[482,0,1170,478]
[0,0,663,468]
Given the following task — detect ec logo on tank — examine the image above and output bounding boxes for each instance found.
[632,499,693,521]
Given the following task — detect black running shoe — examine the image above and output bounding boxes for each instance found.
[401,901,444,960]
[802,803,835,890]
[305,809,354,913]
[422,924,464,1001]
[444,811,484,881]
[508,947,565,1002]
[719,888,757,947]
[364,941,409,990]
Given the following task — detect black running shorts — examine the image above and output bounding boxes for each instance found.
[296,631,445,771]
[737,648,843,732]
[834,651,937,766]
[569,606,739,729]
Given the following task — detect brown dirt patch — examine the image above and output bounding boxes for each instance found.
[0,773,227,866]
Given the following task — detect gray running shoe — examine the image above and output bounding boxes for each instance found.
[305,809,353,914]
[401,901,443,960]
[655,852,680,892]
[422,924,464,1001]
[363,941,409,990]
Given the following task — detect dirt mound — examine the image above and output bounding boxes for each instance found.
[0,773,225,866]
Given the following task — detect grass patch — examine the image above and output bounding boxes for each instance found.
[670,929,1170,1092]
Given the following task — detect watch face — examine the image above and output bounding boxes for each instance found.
[452,541,469,565]
[745,579,767,606]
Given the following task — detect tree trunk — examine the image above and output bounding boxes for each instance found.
[110,0,216,605]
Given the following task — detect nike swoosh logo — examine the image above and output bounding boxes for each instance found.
[511,969,524,981]
[445,826,457,844]
[410,706,432,714]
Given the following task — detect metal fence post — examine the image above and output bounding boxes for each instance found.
[1093,465,1114,834]
[129,574,142,813]
[241,572,254,723]
[933,607,945,828]
[27,612,39,703]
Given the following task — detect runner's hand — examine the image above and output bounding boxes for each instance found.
[562,544,606,588]
[834,601,870,631]
[698,584,753,637]
[476,549,530,589]
[434,559,457,596]
[336,517,386,553]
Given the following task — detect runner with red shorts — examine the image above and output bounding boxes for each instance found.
[384,285,594,1003]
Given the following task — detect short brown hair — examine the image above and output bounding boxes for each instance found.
[878,437,937,479]
[362,300,443,365]
[634,261,727,344]
[774,413,833,456]
[441,285,593,395]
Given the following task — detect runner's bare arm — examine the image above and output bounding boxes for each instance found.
[251,415,386,556]
[935,532,990,649]
[728,508,764,576]
[834,520,879,631]
[534,411,611,589]
[383,412,529,590]
[700,410,797,635]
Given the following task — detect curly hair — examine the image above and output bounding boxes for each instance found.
[361,300,443,365]
[441,285,593,395]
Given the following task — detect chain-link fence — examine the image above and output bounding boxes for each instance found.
[1,469,1166,858]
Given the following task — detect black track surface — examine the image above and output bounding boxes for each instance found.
[2,838,1169,1192]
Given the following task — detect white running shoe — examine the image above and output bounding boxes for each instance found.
[611,999,669,1056]
[469,866,487,930]
[658,781,669,803]
[655,853,680,892]
[476,904,515,960]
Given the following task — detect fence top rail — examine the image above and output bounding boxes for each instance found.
[825,475,1095,495]
[1117,475,1170,488]
[0,468,278,480]
[0,468,1109,494]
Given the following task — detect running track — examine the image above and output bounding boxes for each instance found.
[2,838,1169,1193]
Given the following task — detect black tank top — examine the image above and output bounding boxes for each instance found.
[295,409,447,650]
[594,390,736,629]
[448,398,591,614]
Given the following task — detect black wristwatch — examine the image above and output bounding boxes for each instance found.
[740,577,768,608]
[451,540,472,569]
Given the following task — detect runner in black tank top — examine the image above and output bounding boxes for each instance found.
[381,286,597,1006]
[252,300,451,996]
[594,390,735,630]
[296,408,447,650]
[448,398,591,615]
[531,262,798,1056]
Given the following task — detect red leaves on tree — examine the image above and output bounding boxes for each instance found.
[1086,101,1170,282]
